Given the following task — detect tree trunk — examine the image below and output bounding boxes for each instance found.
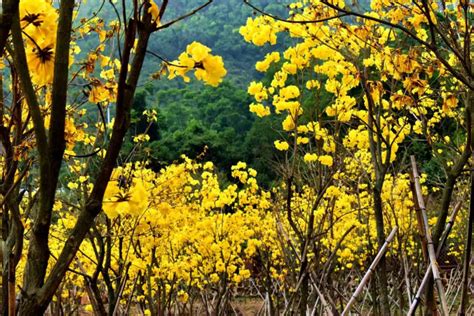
[1,211,7,316]
[459,171,473,316]
[459,89,474,316]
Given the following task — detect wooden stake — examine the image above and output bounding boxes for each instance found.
[410,173,429,262]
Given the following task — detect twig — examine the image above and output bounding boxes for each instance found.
[460,154,474,315]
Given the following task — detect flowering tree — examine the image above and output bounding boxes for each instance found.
[240,0,471,314]
[0,0,226,314]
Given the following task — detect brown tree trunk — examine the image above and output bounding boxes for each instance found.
[458,171,473,316]
[373,179,390,315]
[1,212,7,316]
[299,253,309,315]
[7,253,14,316]
[17,15,152,316]
[459,89,474,316]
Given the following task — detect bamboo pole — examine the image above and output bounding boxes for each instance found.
[407,201,461,315]
[410,156,449,316]
[341,226,398,316]
[410,175,429,261]
[438,201,462,255]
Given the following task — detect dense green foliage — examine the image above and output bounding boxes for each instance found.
[123,82,281,185]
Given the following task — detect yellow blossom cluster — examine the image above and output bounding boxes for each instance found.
[45,157,282,311]
[39,146,444,310]
[167,42,227,86]
[20,0,58,86]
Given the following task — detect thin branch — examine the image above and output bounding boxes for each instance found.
[154,0,212,31]
[158,0,169,22]
[9,16,48,162]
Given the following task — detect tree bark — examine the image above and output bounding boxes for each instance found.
[0,0,20,57]
[459,172,473,316]
[459,89,474,316]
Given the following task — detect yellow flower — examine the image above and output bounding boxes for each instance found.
[186,41,211,62]
[133,134,151,143]
[177,290,189,303]
[319,155,333,166]
[84,304,93,312]
[442,93,457,113]
[248,81,267,101]
[89,80,117,103]
[26,38,55,86]
[148,0,161,26]
[210,273,220,283]
[233,274,242,283]
[168,42,226,86]
[282,115,295,131]
[53,201,63,211]
[255,52,280,72]
[304,153,318,162]
[79,176,89,183]
[89,83,111,104]
[67,182,79,190]
[20,0,58,41]
[274,140,289,151]
[249,103,271,117]
[280,85,300,99]
[196,55,227,87]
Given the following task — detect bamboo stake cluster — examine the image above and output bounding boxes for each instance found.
[407,201,461,315]
[410,156,449,316]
